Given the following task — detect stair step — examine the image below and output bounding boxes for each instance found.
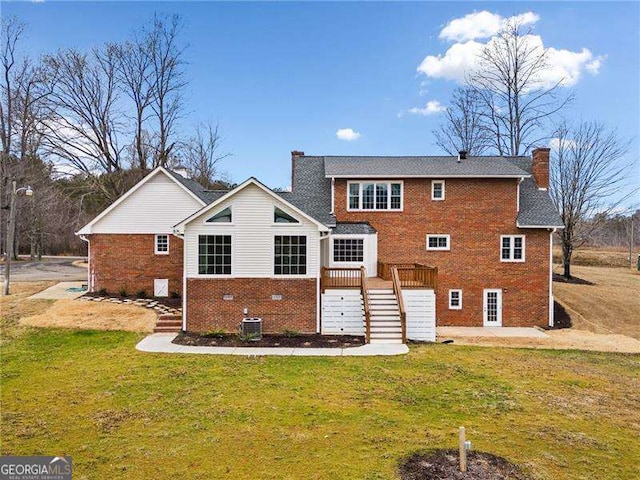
[370,315,401,320]
[153,326,182,332]
[371,328,402,334]
[370,332,402,339]
[369,338,403,344]
[368,289,394,293]
[368,321,401,327]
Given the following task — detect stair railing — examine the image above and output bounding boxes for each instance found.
[360,266,371,343]
[390,266,407,343]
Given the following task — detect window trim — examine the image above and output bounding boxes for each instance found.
[500,235,526,262]
[426,234,451,251]
[154,234,169,255]
[448,289,463,310]
[203,204,234,225]
[431,180,445,201]
[331,236,365,264]
[197,234,233,276]
[273,235,308,276]
[346,180,404,212]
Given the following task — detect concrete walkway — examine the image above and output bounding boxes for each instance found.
[29,281,87,300]
[136,333,409,356]
[437,326,549,338]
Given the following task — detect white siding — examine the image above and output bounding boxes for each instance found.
[91,172,203,234]
[321,290,365,335]
[184,183,321,278]
[403,289,436,342]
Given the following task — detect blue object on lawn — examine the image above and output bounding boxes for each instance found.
[66,286,87,292]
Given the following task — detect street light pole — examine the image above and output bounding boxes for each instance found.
[3,181,33,296]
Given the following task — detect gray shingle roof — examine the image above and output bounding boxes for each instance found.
[332,222,377,234]
[277,156,336,226]
[516,178,564,228]
[166,169,211,203]
[323,156,531,178]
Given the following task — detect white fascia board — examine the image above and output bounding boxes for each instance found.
[326,174,532,179]
[75,167,206,235]
[173,177,330,233]
[517,223,565,229]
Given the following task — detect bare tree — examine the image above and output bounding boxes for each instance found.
[144,14,187,167]
[42,47,125,177]
[433,87,490,156]
[468,18,572,156]
[112,39,154,170]
[549,120,635,279]
[178,122,230,189]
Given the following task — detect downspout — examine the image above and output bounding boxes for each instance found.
[330,177,335,215]
[173,229,187,332]
[79,235,91,292]
[517,177,523,213]
[318,232,330,334]
[549,228,556,327]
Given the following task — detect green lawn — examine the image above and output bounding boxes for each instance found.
[1,327,639,479]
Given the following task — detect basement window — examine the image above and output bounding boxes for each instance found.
[155,234,169,255]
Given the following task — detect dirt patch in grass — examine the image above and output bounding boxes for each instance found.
[399,449,532,480]
[19,298,156,332]
[173,332,365,348]
[553,265,640,339]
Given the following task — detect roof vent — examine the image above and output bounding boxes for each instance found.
[458,150,467,162]
[172,165,189,178]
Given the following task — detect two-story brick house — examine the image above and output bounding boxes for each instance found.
[77,149,563,343]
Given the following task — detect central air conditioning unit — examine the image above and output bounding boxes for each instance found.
[240,317,262,340]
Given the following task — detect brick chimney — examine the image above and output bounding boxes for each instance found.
[531,147,550,189]
[291,150,304,190]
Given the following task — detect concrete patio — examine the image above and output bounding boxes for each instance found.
[136,333,409,356]
[28,281,87,300]
[437,326,549,338]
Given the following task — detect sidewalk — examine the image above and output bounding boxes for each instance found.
[136,333,409,356]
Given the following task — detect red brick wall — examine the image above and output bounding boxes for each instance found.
[88,234,183,296]
[334,178,551,327]
[186,278,317,333]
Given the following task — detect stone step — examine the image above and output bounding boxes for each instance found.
[156,321,182,327]
[153,326,182,333]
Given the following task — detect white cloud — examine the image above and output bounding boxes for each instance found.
[439,10,539,42]
[419,13,604,89]
[336,128,361,141]
[402,100,447,117]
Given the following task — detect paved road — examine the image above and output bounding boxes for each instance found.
[0,256,87,282]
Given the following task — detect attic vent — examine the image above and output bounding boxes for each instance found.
[458,150,467,162]
[241,318,262,340]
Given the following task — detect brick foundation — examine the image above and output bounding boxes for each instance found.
[334,178,551,328]
[186,278,317,333]
[88,234,183,296]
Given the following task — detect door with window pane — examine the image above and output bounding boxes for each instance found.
[483,289,502,326]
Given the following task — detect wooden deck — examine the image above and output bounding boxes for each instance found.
[366,277,393,289]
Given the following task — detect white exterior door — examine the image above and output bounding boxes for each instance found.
[483,289,502,326]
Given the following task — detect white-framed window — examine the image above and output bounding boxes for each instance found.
[206,207,232,223]
[426,234,450,251]
[274,207,300,224]
[155,234,169,255]
[501,235,525,262]
[333,238,364,262]
[431,180,445,200]
[449,289,462,309]
[274,235,307,275]
[347,181,403,211]
[198,235,232,274]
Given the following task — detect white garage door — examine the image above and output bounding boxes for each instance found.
[321,290,364,335]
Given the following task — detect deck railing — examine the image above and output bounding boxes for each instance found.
[360,266,371,343]
[377,261,438,289]
[390,267,407,343]
[320,266,362,291]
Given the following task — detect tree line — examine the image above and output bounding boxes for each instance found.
[1,14,229,259]
[432,18,637,278]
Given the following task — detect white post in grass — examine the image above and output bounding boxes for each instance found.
[459,426,467,472]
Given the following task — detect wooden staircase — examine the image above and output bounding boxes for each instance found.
[367,288,403,344]
[153,314,182,333]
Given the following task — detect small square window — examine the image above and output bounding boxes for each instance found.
[449,290,462,310]
[431,180,445,200]
[155,234,169,255]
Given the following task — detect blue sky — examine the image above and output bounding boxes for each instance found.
[4,1,639,199]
